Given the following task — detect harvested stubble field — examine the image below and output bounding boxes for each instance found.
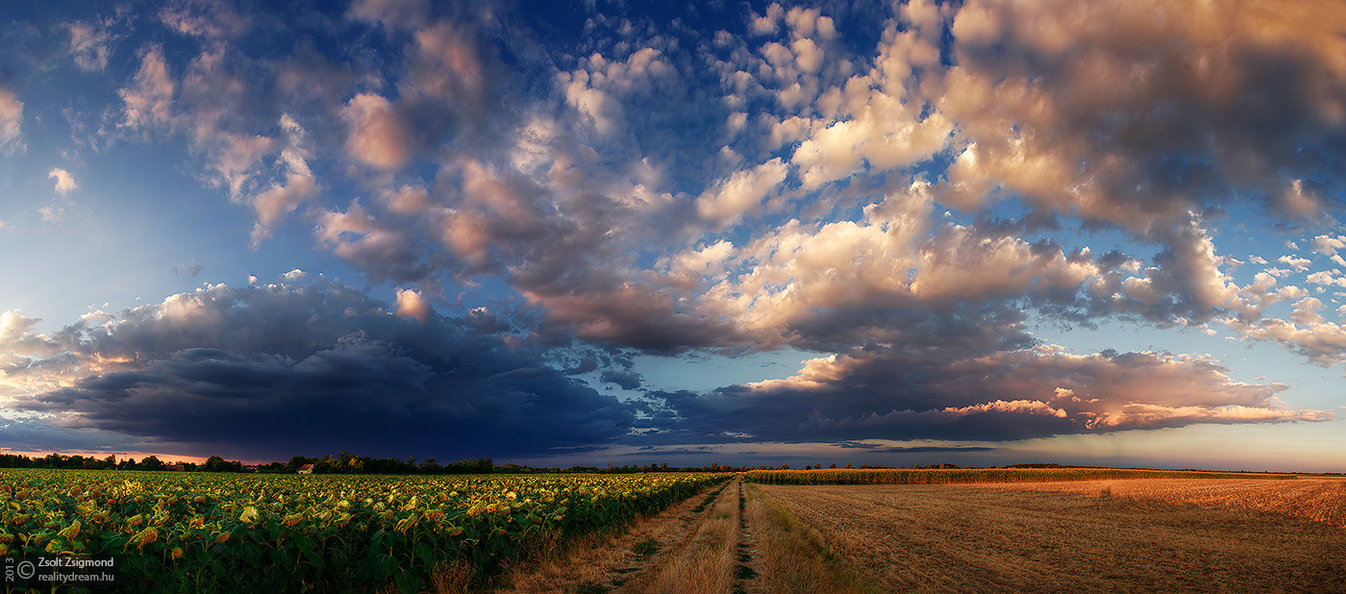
[504,471,1346,592]
[755,478,1346,592]
[981,476,1346,527]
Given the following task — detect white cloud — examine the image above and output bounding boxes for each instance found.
[1311,234,1346,256]
[48,168,77,195]
[696,158,789,226]
[1278,255,1312,271]
[1307,271,1346,289]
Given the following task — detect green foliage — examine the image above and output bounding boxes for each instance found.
[0,469,730,592]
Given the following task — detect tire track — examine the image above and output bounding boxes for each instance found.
[500,478,732,593]
[731,477,759,593]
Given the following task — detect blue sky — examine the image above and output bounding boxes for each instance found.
[1,0,1344,471]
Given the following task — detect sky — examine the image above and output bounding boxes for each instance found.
[1,0,1345,472]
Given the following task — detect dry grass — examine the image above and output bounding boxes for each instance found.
[642,477,740,593]
[430,559,477,594]
[983,477,1346,526]
[761,482,1346,592]
[500,479,735,593]
[742,483,878,594]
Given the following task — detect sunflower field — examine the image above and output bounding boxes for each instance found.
[0,469,730,592]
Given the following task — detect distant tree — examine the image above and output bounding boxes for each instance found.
[286,455,312,473]
[139,456,164,471]
[203,456,244,472]
[830,463,837,469]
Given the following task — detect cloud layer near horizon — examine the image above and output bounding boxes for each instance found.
[3,273,633,459]
[1,0,1343,460]
[0,272,1327,459]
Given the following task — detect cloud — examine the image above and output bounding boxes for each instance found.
[1278,255,1312,271]
[119,45,175,129]
[933,0,1346,228]
[157,0,249,40]
[833,442,994,453]
[315,201,441,285]
[1311,234,1346,256]
[600,368,642,390]
[0,87,22,153]
[393,288,430,322]
[644,344,1326,445]
[348,0,430,30]
[65,21,113,71]
[247,115,318,247]
[17,1,1346,463]
[48,168,77,195]
[342,93,411,170]
[1226,315,1346,365]
[696,158,788,226]
[560,48,676,136]
[5,274,638,460]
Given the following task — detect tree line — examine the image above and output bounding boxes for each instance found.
[0,452,1017,474]
[0,452,744,474]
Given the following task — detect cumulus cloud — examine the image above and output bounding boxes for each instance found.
[394,288,430,322]
[934,0,1346,228]
[1227,316,1346,365]
[560,47,675,136]
[1312,234,1346,256]
[4,274,638,459]
[48,168,77,195]
[342,93,410,170]
[696,158,788,226]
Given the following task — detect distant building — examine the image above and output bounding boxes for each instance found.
[164,463,186,471]
[297,463,314,475]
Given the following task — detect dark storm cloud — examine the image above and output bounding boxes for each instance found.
[641,344,1327,445]
[833,442,994,453]
[600,368,642,390]
[14,274,637,460]
[0,415,138,454]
